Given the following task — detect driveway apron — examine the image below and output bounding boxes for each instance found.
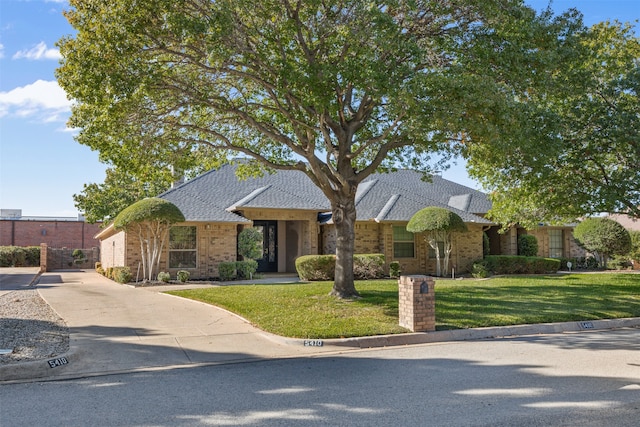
[30,270,338,379]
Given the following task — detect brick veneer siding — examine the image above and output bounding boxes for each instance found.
[101,222,240,280]
[521,227,586,259]
[323,222,484,276]
[0,219,102,248]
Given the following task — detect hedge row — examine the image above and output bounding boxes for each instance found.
[0,246,40,267]
[95,262,132,284]
[218,260,259,281]
[475,255,561,276]
[295,254,386,281]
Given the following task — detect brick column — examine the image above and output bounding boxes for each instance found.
[398,275,436,332]
[40,243,48,273]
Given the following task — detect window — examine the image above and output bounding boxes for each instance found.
[169,226,197,268]
[393,226,415,258]
[549,229,563,258]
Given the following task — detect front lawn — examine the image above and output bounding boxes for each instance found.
[167,273,640,339]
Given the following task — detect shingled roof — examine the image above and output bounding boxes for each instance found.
[159,164,492,225]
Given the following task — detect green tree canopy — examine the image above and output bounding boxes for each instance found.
[114,198,185,281]
[57,0,584,297]
[573,217,631,268]
[467,21,640,228]
[407,207,467,276]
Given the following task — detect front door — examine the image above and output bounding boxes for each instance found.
[253,221,278,272]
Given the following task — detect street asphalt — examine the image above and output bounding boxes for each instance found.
[1,267,639,383]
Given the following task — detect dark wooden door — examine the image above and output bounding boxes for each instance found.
[253,221,277,272]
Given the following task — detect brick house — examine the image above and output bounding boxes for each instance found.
[95,164,583,279]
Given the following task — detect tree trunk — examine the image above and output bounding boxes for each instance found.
[330,196,360,298]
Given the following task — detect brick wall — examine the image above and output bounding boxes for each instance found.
[0,220,102,249]
[323,221,484,276]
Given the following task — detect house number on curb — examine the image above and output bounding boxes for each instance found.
[47,357,69,368]
[304,340,324,347]
[579,321,595,329]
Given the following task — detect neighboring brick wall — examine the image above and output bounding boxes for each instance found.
[0,220,102,249]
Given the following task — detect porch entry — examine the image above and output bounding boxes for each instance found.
[253,220,278,272]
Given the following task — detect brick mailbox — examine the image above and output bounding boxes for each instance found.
[398,275,436,332]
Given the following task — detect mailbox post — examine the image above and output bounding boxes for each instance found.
[398,275,436,332]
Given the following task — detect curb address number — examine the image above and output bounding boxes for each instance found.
[48,357,69,368]
[304,340,324,347]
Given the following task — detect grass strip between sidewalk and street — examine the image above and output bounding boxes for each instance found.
[166,273,640,339]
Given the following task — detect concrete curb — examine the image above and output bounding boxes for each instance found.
[269,317,640,349]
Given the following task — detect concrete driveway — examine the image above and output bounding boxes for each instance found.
[2,269,640,383]
[0,267,40,295]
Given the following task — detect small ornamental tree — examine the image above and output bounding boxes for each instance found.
[573,217,631,268]
[407,207,468,277]
[113,198,185,281]
[238,228,263,261]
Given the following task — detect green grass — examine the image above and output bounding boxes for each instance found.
[167,273,640,339]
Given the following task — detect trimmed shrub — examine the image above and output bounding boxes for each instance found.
[0,246,26,267]
[157,271,171,282]
[218,262,237,281]
[389,261,401,278]
[607,256,632,270]
[236,260,258,280]
[296,254,386,281]
[471,262,489,278]
[177,270,190,283]
[295,255,336,281]
[482,255,560,275]
[518,235,538,257]
[24,246,41,266]
[353,254,385,280]
[105,267,114,280]
[112,266,132,283]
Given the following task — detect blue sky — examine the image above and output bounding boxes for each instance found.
[0,1,638,217]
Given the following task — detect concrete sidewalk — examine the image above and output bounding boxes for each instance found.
[2,269,639,383]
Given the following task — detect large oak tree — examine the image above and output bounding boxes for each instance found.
[467,21,640,229]
[57,0,581,297]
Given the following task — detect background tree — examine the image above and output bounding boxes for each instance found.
[75,145,221,223]
[113,198,185,281]
[407,207,468,277]
[466,21,640,228]
[74,167,173,224]
[57,0,583,297]
[629,230,640,267]
[572,217,631,268]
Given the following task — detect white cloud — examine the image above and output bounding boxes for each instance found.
[13,42,61,60]
[0,80,72,122]
[0,43,4,59]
